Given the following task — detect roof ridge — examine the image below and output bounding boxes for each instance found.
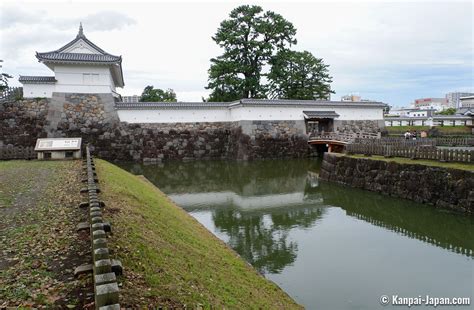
[36,23,120,58]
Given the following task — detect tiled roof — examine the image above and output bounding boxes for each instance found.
[230,98,387,108]
[36,24,121,64]
[115,102,230,109]
[19,76,57,84]
[36,52,121,63]
[115,99,388,110]
[303,110,340,118]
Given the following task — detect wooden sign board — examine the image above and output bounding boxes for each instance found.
[35,138,82,151]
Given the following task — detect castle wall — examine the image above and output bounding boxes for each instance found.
[1,93,385,162]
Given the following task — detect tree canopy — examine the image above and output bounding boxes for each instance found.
[205,5,333,102]
[436,107,456,115]
[206,5,297,102]
[140,86,177,102]
[268,50,333,100]
[0,72,13,92]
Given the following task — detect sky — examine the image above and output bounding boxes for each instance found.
[0,0,472,108]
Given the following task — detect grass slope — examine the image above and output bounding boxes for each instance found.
[343,154,474,171]
[385,125,472,135]
[95,159,301,309]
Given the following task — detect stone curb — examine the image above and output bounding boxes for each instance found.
[80,146,121,309]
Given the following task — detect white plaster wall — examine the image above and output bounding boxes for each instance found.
[117,108,231,123]
[22,84,55,98]
[54,64,115,93]
[118,105,384,123]
[230,106,382,121]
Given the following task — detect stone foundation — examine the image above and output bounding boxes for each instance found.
[319,153,474,213]
[0,98,50,146]
[1,95,385,162]
[334,120,383,134]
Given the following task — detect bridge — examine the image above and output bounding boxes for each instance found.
[308,132,380,152]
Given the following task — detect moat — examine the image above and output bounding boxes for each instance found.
[120,159,474,309]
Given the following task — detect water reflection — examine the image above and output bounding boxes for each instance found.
[122,159,474,264]
[316,182,474,257]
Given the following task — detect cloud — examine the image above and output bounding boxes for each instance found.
[0,6,136,32]
[79,11,136,31]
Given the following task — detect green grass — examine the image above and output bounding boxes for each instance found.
[342,154,474,171]
[385,125,472,135]
[95,159,301,309]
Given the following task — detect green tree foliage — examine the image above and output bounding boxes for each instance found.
[0,72,13,92]
[436,107,456,115]
[140,85,177,102]
[206,5,297,102]
[268,50,334,100]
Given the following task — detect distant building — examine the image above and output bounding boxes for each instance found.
[388,108,434,118]
[446,92,474,109]
[412,98,448,111]
[457,96,474,116]
[459,95,474,108]
[341,94,361,102]
[19,23,124,99]
[122,95,141,103]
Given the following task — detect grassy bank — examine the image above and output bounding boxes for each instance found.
[341,154,474,171]
[385,125,472,135]
[95,159,301,309]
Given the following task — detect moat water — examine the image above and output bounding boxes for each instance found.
[120,159,474,309]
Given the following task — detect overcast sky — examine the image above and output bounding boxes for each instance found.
[1,0,472,107]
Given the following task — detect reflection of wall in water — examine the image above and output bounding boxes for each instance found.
[124,159,320,196]
[317,182,474,258]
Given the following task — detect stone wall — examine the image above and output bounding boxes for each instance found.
[1,94,385,162]
[319,153,474,213]
[0,96,310,161]
[0,98,50,146]
[334,120,383,134]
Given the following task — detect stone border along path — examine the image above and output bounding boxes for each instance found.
[73,146,122,309]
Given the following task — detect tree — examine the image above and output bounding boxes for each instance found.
[267,50,334,100]
[0,72,12,92]
[436,107,456,115]
[206,5,297,101]
[140,85,177,102]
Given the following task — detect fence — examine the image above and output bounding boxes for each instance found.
[0,145,36,160]
[354,137,474,147]
[309,131,380,143]
[346,143,474,163]
[0,87,22,102]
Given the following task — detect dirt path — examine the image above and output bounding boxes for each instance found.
[0,160,93,308]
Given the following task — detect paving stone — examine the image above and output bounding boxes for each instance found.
[94,247,110,260]
[76,222,90,232]
[95,259,112,274]
[74,263,93,277]
[95,272,116,285]
[79,201,89,208]
[95,283,119,307]
[111,259,123,276]
[98,304,120,310]
[92,216,103,224]
[92,229,106,239]
[93,238,108,250]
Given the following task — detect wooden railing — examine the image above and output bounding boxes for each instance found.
[346,144,474,163]
[308,131,380,143]
[353,137,474,147]
[0,87,22,102]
